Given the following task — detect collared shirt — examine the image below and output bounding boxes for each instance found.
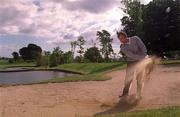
[120,36,147,62]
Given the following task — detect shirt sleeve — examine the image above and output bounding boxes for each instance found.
[121,47,146,60]
[135,36,147,54]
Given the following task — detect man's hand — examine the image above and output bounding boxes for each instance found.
[145,55,149,59]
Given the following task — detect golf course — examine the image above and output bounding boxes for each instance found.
[0,60,180,117]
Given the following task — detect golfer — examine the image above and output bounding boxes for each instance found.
[117,31,148,98]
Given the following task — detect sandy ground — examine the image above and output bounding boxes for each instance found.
[0,65,180,117]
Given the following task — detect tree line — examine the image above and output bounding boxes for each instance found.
[120,0,180,57]
[11,30,119,67]
[11,0,180,64]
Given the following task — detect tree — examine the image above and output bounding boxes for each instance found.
[96,30,113,62]
[74,56,81,63]
[28,44,42,59]
[19,47,30,60]
[84,47,102,62]
[70,41,78,58]
[77,36,86,62]
[120,0,180,56]
[52,47,64,64]
[19,44,42,60]
[36,52,42,67]
[142,0,180,56]
[49,53,58,67]
[12,52,19,61]
[120,0,143,37]
[63,51,73,63]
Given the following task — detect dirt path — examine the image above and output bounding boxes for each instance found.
[0,65,180,117]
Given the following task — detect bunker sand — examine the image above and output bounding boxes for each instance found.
[0,65,180,117]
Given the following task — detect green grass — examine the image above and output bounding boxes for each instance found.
[1,59,179,87]
[57,62,126,74]
[0,62,126,87]
[0,73,111,87]
[0,60,35,69]
[40,73,111,84]
[95,106,180,117]
[160,59,180,65]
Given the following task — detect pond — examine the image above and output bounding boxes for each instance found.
[0,70,74,85]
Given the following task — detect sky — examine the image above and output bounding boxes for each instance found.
[0,0,152,57]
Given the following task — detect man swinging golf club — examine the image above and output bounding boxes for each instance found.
[117,31,148,99]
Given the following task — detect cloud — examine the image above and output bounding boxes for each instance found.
[60,0,119,14]
[0,0,126,57]
[0,44,17,57]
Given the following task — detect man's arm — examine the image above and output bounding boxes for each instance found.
[135,36,147,54]
[121,47,146,60]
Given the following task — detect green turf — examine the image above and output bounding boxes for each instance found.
[95,106,180,117]
[57,62,126,74]
[160,59,180,65]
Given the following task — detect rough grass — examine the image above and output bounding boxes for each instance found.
[0,60,35,69]
[1,59,179,87]
[0,73,111,87]
[95,106,180,117]
[57,62,126,74]
[160,59,180,65]
[0,62,125,87]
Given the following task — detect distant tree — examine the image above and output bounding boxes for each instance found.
[74,56,81,63]
[122,0,143,36]
[70,41,78,58]
[84,47,102,62]
[96,30,113,62]
[44,51,51,56]
[36,52,42,66]
[19,47,30,60]
[77,36,86,62]
[19,44,42,60]
[11,52,19,61]
[27,44,42,59]
[49,53,58,67]
[63,51,73,64]
[52,47,64,64]
[40,55,49,67]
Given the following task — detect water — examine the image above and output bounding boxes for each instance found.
[0,70,74,85]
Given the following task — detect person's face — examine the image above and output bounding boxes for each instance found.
[118,34,127,44]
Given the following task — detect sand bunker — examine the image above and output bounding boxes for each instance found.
[0,65,180,117]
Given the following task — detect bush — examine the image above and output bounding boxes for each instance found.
[49,54,58,67]
[74,56,81,63]
[41,56,49,67]
[84,47,102,62]
[36,54,42,67]
[8,59,14,64]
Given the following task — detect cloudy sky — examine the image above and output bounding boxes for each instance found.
[0,0,152,57]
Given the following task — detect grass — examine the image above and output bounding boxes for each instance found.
[95,106,180,117]
[0,60,35,69]
[56,62,126,74]
[160,59,180,65]
[40,73,111,84]
[0,62,126,87]
[0,59,180,87]
[0,73,111,87]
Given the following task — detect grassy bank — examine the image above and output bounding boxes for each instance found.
[95,106,180,117]
[0,62,126,87]
[0,60,35,69]
[37,63,126,85]
[56,62,126,74]
[160,59,180,65]
[0,59,180,86]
